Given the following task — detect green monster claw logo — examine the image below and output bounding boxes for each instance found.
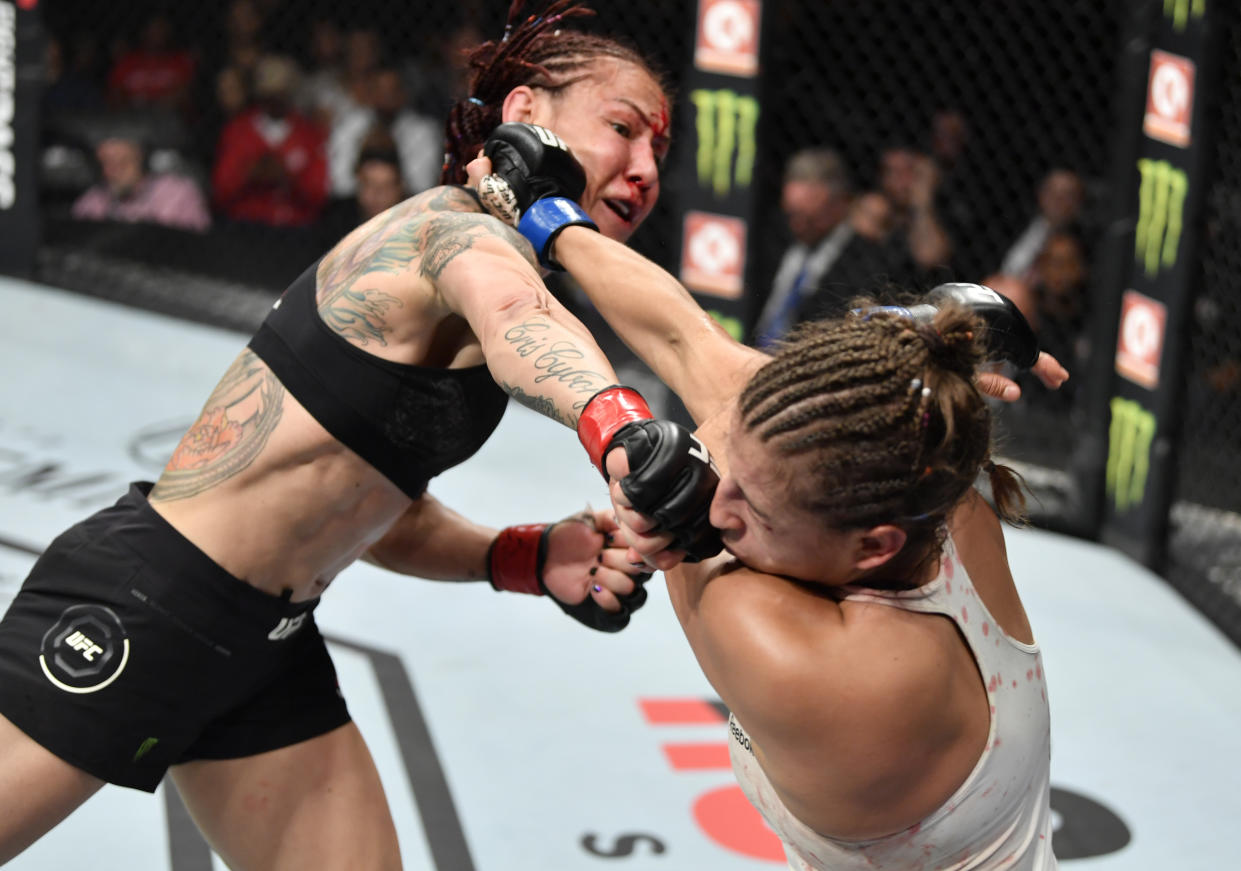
[1164,0,1205,31]
[1135,159,1187,278]
[691,89,760,198]
[133,736,160,762]
[1106,397,1157,513]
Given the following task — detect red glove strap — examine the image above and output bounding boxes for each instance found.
[577,386,652,476]
[488,524,547,595]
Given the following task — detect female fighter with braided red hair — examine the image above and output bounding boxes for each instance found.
[468,145,1070,866]
[0,4,696,868]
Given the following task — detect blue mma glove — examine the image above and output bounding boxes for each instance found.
[481,122,598,269]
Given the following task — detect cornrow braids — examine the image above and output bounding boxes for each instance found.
[440,0,668,185]
[740,302,1026,569]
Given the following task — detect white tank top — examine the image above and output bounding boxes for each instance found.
[729,534,1057,870]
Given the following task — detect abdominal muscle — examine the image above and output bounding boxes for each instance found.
[150,387,413,602]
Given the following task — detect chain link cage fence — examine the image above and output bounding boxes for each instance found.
[20,0,1241,644]
[1165,1,1241,644]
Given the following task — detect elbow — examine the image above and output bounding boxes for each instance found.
[479,285,559,341]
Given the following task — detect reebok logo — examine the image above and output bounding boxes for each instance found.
[268,613,307,641]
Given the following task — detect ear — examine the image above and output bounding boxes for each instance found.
[852,524,907,571]
[501,86,539,123]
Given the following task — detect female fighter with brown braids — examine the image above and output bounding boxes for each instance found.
[470,141,1070,867]
[0,4,702,868]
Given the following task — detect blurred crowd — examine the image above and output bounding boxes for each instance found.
[751,110,1097,425]
[41,2,480,248]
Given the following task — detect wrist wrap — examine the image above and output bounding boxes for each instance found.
[518,197,598,269]
[488,524,549,595]
[577,386,653,478]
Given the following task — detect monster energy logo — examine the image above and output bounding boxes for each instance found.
[1135,159,1187,278]
[1164,0,1204,31]
[691,89,759,198]
[1106,397,1157,513]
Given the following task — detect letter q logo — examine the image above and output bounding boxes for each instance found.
[695,0,761,77]
[680,211,746,299]
[1144,50,1195,147]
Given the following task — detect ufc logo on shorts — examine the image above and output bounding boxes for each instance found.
[268,613,307,641]
[64,630,105,661]
[531,124,568,152]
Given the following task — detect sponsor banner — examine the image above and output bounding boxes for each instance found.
[1115,290,1167,389]
[0,0,40,275]
[677,2,769,331]
[1106,396,1158,514]
[679,211,747,299]
[694,0,762,77]
[1164,0,1205,32]
[1143,49,1195,147]
[1134,158,1187,278]
[1099,1,1215,559]
[691,88,759,198]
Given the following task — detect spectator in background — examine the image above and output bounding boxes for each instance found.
[211,54,329,228]
[317,148,407,250]
[926,107,988,277]
[328,67,441,198]
[106,11,197,117]
[195,64,251,167]
[72,134,211,232]
[43,34,105,114]
[334,27,385,125]
[404,19,484,118]
[219,0,268,76]
[998,168,1086,281]
[987,228,1090,416]
[1029,229,1090,374]
[876,144,955,280]
[751,147,900,347]
[295,16,349,129]
[849,190,894,243]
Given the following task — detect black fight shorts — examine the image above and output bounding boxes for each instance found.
[0,482,351,792]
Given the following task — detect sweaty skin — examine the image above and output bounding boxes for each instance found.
[149,185,622,602]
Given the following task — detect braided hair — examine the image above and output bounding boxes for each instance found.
[440,0,669,185]
[739,301,1027,578]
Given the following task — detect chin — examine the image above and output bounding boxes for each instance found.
[591,209,637,244]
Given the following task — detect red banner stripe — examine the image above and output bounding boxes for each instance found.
[639,698,726,724]
[663,742,732,770]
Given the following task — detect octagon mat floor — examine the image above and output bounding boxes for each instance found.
[1,275,1239,870]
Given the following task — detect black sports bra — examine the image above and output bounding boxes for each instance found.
[248,260,508,499]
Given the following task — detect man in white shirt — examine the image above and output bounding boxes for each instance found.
[328,67,441,199]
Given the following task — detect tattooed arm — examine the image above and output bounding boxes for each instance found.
[420,208,621,428]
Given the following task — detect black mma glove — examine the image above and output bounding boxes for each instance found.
[487,523,650,633]
[480,122,598,269]
[856,283,1041,369]
[610,420,723,561]
[577,386,723,562]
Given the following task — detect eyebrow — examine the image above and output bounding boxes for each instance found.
[614,98,671,147]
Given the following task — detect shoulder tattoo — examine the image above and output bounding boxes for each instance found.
[419,212,537,279]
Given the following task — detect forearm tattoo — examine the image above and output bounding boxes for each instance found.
[150,350,284,501]
[501,383,575,427]
[501,317,612,424]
